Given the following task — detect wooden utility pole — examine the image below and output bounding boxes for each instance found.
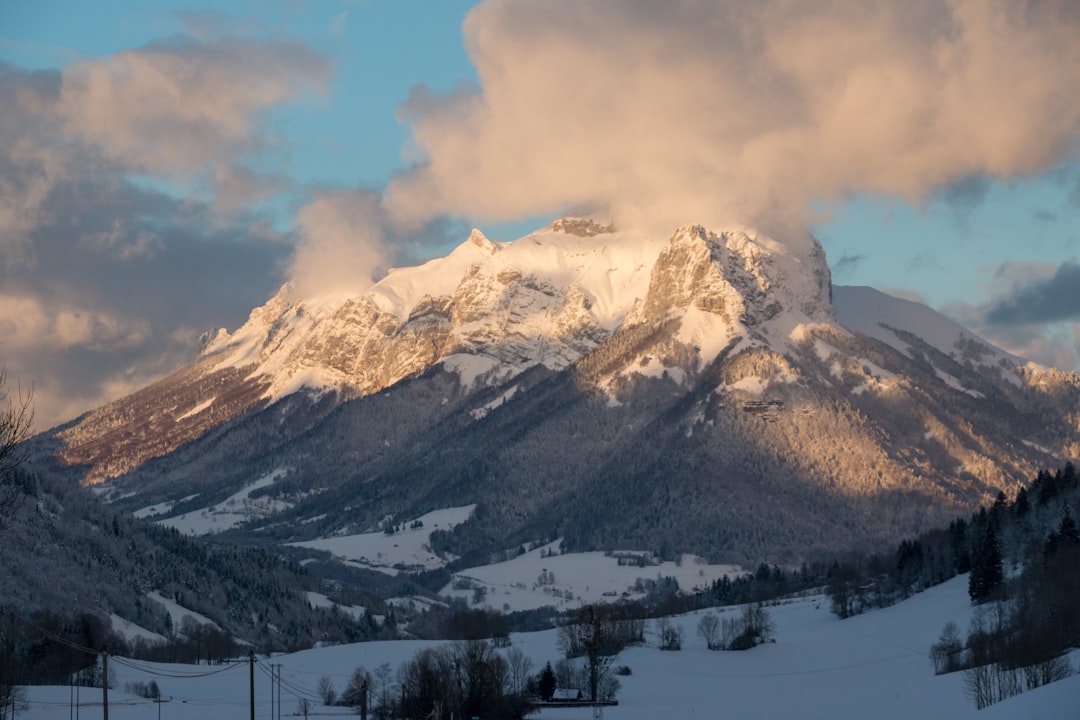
[249,651,255,720]
[101,646,109,720]
[269,663,282,720]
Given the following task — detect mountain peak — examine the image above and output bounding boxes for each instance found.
[466,228,498,254]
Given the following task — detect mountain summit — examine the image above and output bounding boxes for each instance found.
[44,218,1079,562]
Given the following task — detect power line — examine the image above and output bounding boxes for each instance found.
[255,659,323,702]
[109,655,244,679]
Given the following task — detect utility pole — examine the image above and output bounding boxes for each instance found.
[249,651,255,720]
[269,664,281,720]
[101,646,109,720]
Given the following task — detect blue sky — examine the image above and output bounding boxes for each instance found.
[1,0,1078,428]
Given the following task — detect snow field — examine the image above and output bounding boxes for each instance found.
[19,576,1078,719]
[288,505,476,574]
[135,469,291,536]
[441,541,743,612]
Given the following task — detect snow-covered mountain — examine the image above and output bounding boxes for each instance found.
[39,217,1080,563]
[198,217,833,409]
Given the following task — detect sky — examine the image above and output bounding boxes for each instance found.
[1,0,1079,431]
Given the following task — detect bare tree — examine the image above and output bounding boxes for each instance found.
[929,621,963,675]
[0,367,33,530]
[505,646,533,697]
[697,612,721,650]
[558,605,621,703]
[296,697,312,719]
[371,662,395,720]
[656,618,683,651]
[317,675,336,706]
[343,666,372,720]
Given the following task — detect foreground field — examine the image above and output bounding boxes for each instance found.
[20,575,1078,719]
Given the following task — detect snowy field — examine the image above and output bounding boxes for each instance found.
[442,540,743,612]
[288,505,476,574]
[18,576,1078,719]
[134,469,292,536]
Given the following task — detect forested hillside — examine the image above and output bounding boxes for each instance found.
[0,467,377,668]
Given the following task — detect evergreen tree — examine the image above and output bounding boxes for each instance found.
[1057,512,1079,545]
[1013,486,1029,518]
[968,523,1003,603]
[537,662,556,701]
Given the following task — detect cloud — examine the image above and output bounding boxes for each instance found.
[0,32,326,429]
[985,261,1080,325]
[0,164,293,430]
[57,35,330,191]
[958,313,1080,371]
[288,187,467,297]
[290,188,390,297]
[384,0,1080,240]
[831,253,866,277]
[938,175,991,213]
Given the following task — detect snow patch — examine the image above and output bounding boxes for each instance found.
[147,591,220,632]
[304,592,368,621]
[152,469,291,535]
[934,367,984,398]
[176,398,215,421]
[471,385,519,420]
[289,505,476,574]
[109,614,167,645]
[1021,439,1056,456]
[730,376,767,396]
[443,354,499,388]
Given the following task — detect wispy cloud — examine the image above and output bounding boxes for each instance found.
[832,253,867,277]
[56,35,329,193]
[938,175,990,214]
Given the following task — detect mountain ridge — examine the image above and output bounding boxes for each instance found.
[32,217,1080,564]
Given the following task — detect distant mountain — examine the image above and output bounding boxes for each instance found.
[33,218,1080,564]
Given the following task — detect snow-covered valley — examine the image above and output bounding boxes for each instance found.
[19,576,1078,719]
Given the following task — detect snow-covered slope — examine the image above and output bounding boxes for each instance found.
[17,576,1078,719]
[833,285,1027,372]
